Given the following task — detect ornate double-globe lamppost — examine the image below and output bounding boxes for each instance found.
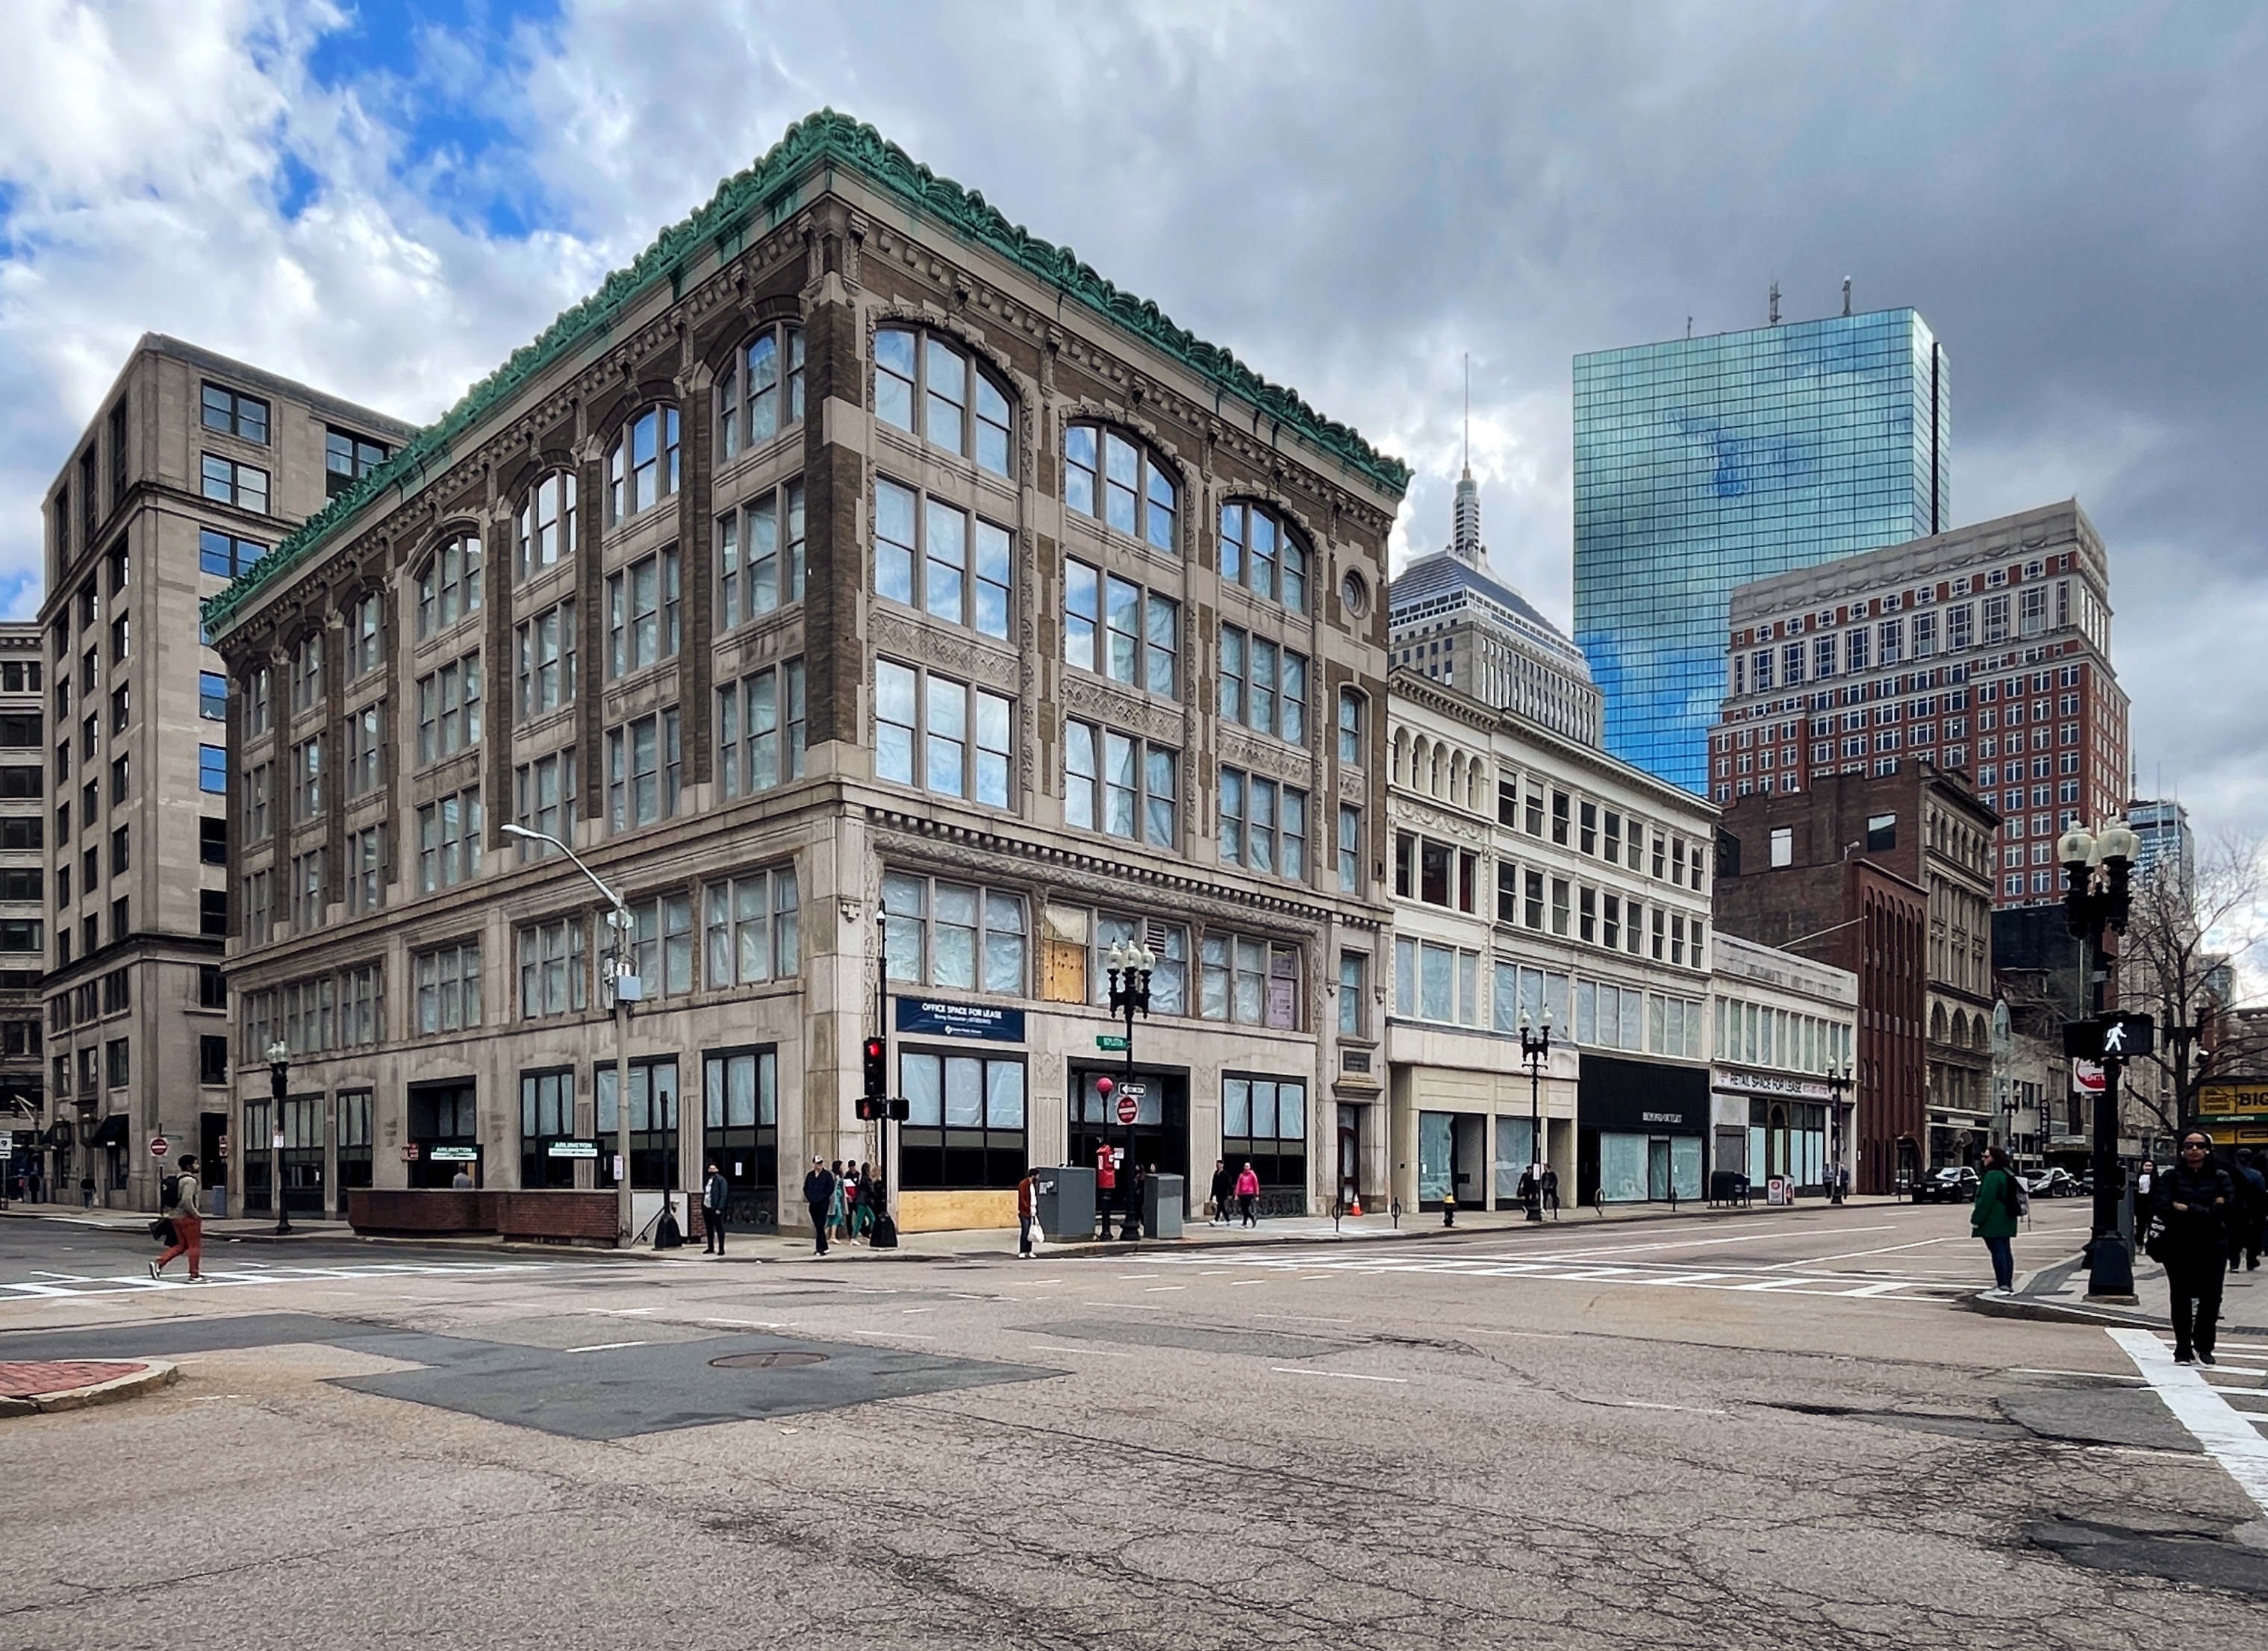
[1516,1008,1552,1222]
[1824,1061,1854,1204]
[1102,938,1155,1242]
[2058,817,2140,1299]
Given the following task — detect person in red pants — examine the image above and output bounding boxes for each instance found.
[151,1154,206,1282]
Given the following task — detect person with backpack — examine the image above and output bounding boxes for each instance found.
[150,1155,205,1282]
[1970,1144,2022,1293]
[2154,1132,2236,1364]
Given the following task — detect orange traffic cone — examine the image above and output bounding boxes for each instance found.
[1350,1195,1362,1217]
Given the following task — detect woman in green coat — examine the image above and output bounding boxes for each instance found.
[1971,1145,2022,1292]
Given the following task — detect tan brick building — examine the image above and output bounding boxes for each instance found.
[196,113,1405,1235]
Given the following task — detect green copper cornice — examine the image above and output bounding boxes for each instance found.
[204,109,1407,639]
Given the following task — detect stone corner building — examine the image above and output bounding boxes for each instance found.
[202,113,1405,1233]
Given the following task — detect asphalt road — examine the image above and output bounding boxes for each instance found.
[2,1201,2264,1650]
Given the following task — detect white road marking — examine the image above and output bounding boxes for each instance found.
[1027,1344,1133,1357]
[1596,1399,1728,1415]
[0,1260,565,1302]
[2008,1367,2146,1382]
[1147,1249,1970,1304]
[2110,1329,2268,1514]
[1271,1367,1407,1383]
[1254,1313,1356,1324]
[564,1341,649,1353]
[1144,1286,1186,1293]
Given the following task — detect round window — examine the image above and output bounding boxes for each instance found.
[1340,569,1369,617]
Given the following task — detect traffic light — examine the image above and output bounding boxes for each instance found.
[863,1036,888,1099]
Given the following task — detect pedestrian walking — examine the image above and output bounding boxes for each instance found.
[702,1161,730,1255]
[840,1164,861,1243]
[81,1174,95,1209]
[1541,1165,1560,1219]
[1209,1158,1234,1226]
[1094,1140,1118,1241]
[827,1161,850,1243]
[2153,1132,2234,1364]
[1235,1161,1259,1228]
[2135,1160,2156,1208]
[863,1160,887,1236]
[150,1155,206,1282]
[803,1156,835,1255]
[1970,1144,2021,1293]
[1017,1168,1037,1258]
[2227,1147,2264,1273]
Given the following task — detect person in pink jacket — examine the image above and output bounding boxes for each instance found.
[1235,1161,1260,1228]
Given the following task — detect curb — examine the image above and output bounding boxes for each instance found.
[0,1360,180,1417]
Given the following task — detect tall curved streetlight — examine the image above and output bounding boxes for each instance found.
[502,824,635,1246]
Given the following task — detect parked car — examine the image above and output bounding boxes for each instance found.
[1915,1166,1981,1204]
[2025,1167,2080,1199]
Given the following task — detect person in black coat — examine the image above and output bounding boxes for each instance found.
[2230,1148,2266,1273]
[803,1157,836,1255]
[2152,1132,2235,1364]
[1209,1159,1236,1227]
[702,1161,731,1255]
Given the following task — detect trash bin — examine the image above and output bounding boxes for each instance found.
[1144,1173,1184,1239]
[1036,1165,1094,1242]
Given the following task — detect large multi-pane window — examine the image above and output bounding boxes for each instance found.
[1197,933,1300,1028]
[200,382,269,443]
[718,324,806,455]
[873,661,1011,807]
[1063,561,1176,694]
[1218,768,1306,881]
[899,1050,1025,1190]
[606,549,680,675]
[1223,1076,1307,1192]
[1064,425,1175,551]
[515,601,576,721]
[513,751,577,860]
[517,917,586,1018]
[290,736,323,822]
[1338,690,1365,764]
[340,962,382,1047]
[606,405,681,522]
[702,867,800,987]
[290,849,326,931]
[343,702,384,797]
[717,661,806,799]
[198,528,264,578]
[516,472,577,578]
[1337,805,1362,893]
[290,632,324,714]
[882,873,1026,996]
[1217,502,1309,613]
[345,824,382,914]
[1062,722,1175,847]
[718,479,806,625]
[199,455,269,514]
[416,788,482,891]
[415,654,481,764]
[873,478,1011,638]
[414,941,482,1034]
[415,534,482,639]
[325,428,388,496]
[1218,627,1307,744]
[607,709,682,831]
[347,595,382,681]
[874,327,1011,478]
[520,1068,579,1187]
[627,893,694,999]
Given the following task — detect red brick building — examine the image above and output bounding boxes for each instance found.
[1708,501,2127,913]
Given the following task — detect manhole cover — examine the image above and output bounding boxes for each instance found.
[710,1351,827,1370]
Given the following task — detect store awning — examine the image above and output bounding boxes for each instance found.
[86,1114,130,1148]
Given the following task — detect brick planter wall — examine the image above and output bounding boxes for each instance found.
[495,1191,617,1245]
[347,1189,496,1234]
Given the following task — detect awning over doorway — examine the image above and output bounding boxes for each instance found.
[86,1114,130,1148]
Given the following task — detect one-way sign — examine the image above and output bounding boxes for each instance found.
[2064,1012,2156,1060]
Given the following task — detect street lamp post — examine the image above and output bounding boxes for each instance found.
[1824,1061,1853,1204]
[263,1040,291,1235]
[1516,1008,1552,1223]
[2058,817,2141,1300]
[502,824,635,1246]
[1104,937,1154,1243]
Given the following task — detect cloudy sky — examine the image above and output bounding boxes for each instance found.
[4,1,2263,843]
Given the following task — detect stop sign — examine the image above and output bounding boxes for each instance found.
[1115,1093,1138,1126]
[149,1135,169,1158]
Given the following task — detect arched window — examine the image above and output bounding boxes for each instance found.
[516,471,577,580]
[875,326,1011,478]
[718,324,806,458]
[1064,424,1176,552]
[1218,500,1309,614]
[606,405,681,523]
[416,533,482,640]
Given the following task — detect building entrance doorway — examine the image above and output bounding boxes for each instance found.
[408,1081,479,1188]
[1337,1103,1362,1210]
[1069,1065,1188,1225]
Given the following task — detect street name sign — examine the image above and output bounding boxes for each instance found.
[1096,1034,1129,1051]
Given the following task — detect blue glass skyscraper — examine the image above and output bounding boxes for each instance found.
[1573,308,1949,792]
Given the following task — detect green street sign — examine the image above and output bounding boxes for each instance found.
[1095,1034,1130,1052]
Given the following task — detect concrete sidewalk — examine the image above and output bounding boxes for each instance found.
[4,1190,1907,1263]
[1975,1243,2268,1338]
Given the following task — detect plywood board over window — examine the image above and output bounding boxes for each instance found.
[1042,905,1088,1003]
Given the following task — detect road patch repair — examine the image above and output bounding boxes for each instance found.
[0,1358,179,1415]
